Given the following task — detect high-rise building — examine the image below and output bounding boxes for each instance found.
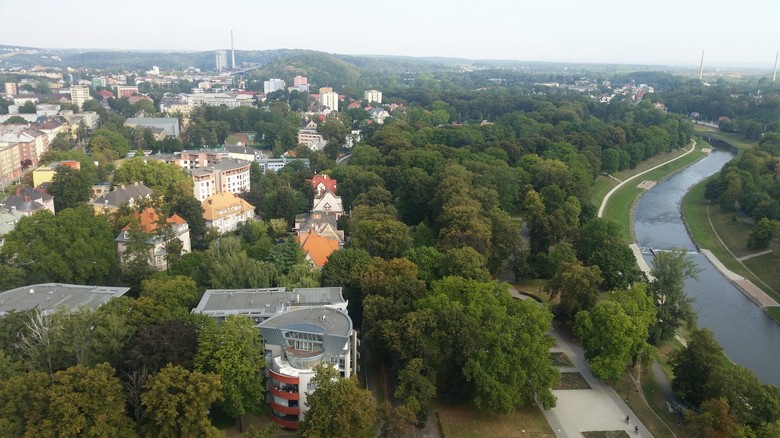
[4,83,17,96]
[293,76,309,92]
[215,50,228,73]
[70,84,90,109]
[319,87,338,112]
[363,89,382,104]
[264,78,285,94]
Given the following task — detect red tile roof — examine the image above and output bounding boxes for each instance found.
[122,207,186,233]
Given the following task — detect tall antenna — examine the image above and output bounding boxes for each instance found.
[698,50,705,81]
[231,30,236,70]
[773,52,779,82]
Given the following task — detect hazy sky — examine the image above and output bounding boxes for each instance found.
[1,0,778,68]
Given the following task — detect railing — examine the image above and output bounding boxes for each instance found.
[269,369,299,385]
[269,386,300,400]
[270,415,299,430]
[270,400,300,416]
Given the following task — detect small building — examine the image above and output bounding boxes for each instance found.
[32,160,81,188]
[0,186,55,216]
[0,283,130,316]
[201,192,255,234]
[124,117,180,138]
[311,190,343,219]
[115,208,191,271]
[309,174,337,195]
[90,182,154,214]
[296,231,340,268]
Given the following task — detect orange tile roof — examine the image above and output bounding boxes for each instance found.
[297,232,339,268]
[201,192,255,221]
[122,207,186,233]
[310,174,337,194]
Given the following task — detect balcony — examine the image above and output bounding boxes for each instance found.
[269,385,300,400]
[270,414,299,430]
[269,369,299,385]
[270,400,300,416]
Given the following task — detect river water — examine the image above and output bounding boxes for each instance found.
[633,148,780,385]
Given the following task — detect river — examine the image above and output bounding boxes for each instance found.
[633,148,780,385]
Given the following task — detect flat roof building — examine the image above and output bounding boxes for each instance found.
[0,283,130,316]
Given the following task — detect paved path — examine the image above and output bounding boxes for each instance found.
[737,249,773,262]
[651,361,675,403]
[543,324,653,438]
[598,141,696,218]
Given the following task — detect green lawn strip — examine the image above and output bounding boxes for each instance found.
[765,307,780,324]
[553,372,591,390]
[602,148,708,243]
[591,177,618,207]
[611,367,686,438]
[434,401,555,438]
[582,432,630,438]
[693,125,757,152]
[550,352,573,367]
[682,180,780,301]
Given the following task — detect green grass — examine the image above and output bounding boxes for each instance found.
[765,307,780,323]
[612,367,687,438]
[693,125,757,152]
[601,146,708,243]
[550,352,573,367]
[682,180,780,301]
[553,372,591,390]
[582,432,630,438]
[434,401,555,438]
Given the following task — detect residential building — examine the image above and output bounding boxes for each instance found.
[319,87,338,112]
[0,142,22,186]
[62,111,99,131]
[297,230,340,268]
[181,92,255,109]
[224,145,259,162]
[97,89,114,101]
[0,187,55,216]
[0,126,48,168]
[30,117,68,139]
[191,286,356,430]
[32,160,81,188]
[115,85,139,98]
[256,157,310,174]
[90,182,154,213]
[297,121,326,151]
[201,192,255,234]
[115,207,191,271]
[190,158,251,202]
[292,76,309,92]
[309,174,337,195]
[154,149,230,169]
[124,118,180,137]
[264,78,285,94]
[369,107,390,124]
[311,190,343,219]
[70,84,90,109]
[0,283,129,316]
[159,97,193,118]
[4,82,17,96]
[0,205,25,246]
[363,89,382,104]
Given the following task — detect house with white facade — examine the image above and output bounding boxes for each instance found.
[311,190,343,219]
[191,287,357,430]
[115,207,191,271]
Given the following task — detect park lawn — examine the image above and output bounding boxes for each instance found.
[612,367,686,438]
[602,147,708,243]
[693,125,757,152]
[434,401,555,438]
[683,180,780,300]
[765,307,780,324]
[514,278,551,303]
[225,132,250,145]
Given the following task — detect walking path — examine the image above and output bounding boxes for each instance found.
[598,141,696,218]
[543,324,653,438]
[737,249,773,262]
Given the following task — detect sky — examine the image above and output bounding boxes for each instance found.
[1,0,778,68]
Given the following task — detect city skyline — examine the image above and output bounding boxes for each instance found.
[0,0,778,68]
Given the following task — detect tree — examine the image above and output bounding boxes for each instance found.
[607,283,657,366]
[395,358,437,424]
[195,315,265,429]
[747,218,779,249]
[0,370,51,437]
[0,207,119,285]
[138,275,201,321]
[121,319,199,373]
[438,246,491,281]
[141,364,222,438]
[202,236,277,288]
[670,328,724,406]
[170,195,206,248]
[351,217,412,259]
[574,301,634,381]
[685,397,740,438]
[547,260,603,323]
[32,363,135,437]
[113,158,193,199]
[48,166,94,211]
[299,364,377,438]
[649,248,701,343]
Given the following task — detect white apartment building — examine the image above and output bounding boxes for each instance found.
[264,78,286,94]
[363,89,382,104]
[319,87,338,112]
[70,84,90,109]
[192,287,357,430]
[190,158,251,202]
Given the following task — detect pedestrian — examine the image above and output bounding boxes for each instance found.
[635,425,639,434]
[625,415,629,423]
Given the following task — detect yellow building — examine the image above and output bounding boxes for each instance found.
[32,161,81,188]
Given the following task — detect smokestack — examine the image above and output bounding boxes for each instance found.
[699,50,705,81]
[231,30,236,70]
[774,52,779,82]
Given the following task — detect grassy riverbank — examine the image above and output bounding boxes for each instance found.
[599,144,708,243]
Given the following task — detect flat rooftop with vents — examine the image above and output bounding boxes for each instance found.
[0,283,130,316]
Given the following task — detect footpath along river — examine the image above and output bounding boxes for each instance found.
[633,148,780,385]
